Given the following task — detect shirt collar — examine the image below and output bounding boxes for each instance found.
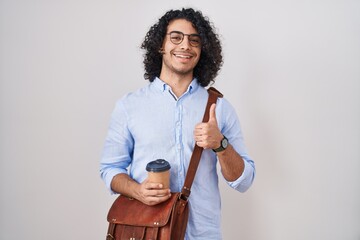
[152,77,200,94]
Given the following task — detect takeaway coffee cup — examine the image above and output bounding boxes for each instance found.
[146,159,171,189]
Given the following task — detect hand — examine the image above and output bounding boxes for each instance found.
[137,178,171,206]
[194,103,223,149]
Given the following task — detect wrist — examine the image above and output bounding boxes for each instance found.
[212,135,228,152]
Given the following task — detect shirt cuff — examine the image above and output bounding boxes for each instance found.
[103,168,128,194]
[226,158,255,192]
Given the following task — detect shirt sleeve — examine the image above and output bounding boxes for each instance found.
[217,98,256,192]
[100,99,134,194]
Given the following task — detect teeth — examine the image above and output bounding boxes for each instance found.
[175,54,191,59]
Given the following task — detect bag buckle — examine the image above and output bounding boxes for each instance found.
[106,233,114,240]
[180,186,190,201]
[179,187,190,201]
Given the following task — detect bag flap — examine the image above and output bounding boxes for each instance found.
[107,192,180,227]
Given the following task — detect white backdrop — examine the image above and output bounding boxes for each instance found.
[1,0,359,239]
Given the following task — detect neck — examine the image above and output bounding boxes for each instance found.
[159,73,193,98]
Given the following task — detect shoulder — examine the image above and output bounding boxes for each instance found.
[115,84,151,107]
[213,92,240,128]
[217,97,234,111]
[121,85,149,101]
[207,88,235,113]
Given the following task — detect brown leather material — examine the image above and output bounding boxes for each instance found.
[107,193,188,240]
[181,87,223,199]
[108,193,180,227]
[106,88,223,240]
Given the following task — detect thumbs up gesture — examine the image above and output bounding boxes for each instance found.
[194,103,223,149]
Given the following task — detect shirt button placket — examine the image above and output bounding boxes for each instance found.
[175,102,184,189]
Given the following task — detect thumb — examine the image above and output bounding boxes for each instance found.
[208,103,217,123]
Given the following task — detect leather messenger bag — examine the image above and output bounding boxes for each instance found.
[106,87,223,240]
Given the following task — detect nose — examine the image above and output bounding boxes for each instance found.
[179,36,191,50]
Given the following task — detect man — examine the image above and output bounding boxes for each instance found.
[100,8,255,239]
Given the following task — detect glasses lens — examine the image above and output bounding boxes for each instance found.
[189,35,201,47]
[170,32,183,44]
[168,31,201,47]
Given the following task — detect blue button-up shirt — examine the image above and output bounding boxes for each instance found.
[100,77,255,239]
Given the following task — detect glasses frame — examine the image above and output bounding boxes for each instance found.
[166,31,201,47]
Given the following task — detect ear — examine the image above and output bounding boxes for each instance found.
[159,48,165,54]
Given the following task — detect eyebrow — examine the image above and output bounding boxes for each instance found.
[168,30,200,36]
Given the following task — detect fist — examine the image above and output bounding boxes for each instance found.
[138,178,171,206]
[194,103,223,149]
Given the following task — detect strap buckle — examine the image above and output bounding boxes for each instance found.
[180,187,190,201]
[106,233,115,240]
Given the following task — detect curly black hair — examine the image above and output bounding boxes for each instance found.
[141,8,223,87]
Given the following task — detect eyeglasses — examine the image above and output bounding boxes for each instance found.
[167,31,201,47]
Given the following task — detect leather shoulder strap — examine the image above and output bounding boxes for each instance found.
[180,87,223,200]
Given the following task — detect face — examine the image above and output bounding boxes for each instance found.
[160,19,201,80]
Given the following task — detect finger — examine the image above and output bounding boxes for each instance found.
[194,128,204,137]
[196,140,206,148]
[150,188,171,197]
[208,103,217,123]
[146,193,172,206]
[157,193,172,201]
[195,122,207,130]
[145,182,164,190]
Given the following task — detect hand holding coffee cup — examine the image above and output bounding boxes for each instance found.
[146,159,171,189]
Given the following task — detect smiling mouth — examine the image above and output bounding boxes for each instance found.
[173,53,193,59]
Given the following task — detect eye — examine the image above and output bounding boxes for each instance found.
[170,32,183,43]
[171,36,182,41]
[189,35,201,45]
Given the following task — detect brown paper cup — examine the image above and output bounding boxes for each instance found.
[146,159,171,189]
